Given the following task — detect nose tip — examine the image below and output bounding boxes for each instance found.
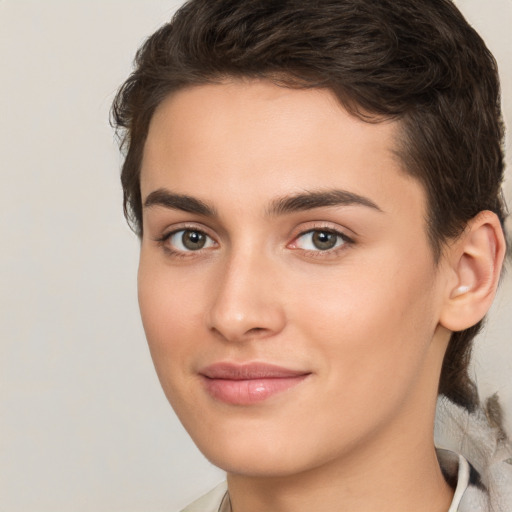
[209,301,284,342]
[206,259,286,343]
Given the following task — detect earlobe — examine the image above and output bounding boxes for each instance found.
[440,211,506,332]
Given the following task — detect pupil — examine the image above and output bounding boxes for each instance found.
[312,231,337,250]
[183,231,206,250]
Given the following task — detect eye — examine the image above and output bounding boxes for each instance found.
[292,229,349,251]
[165,229,216,252]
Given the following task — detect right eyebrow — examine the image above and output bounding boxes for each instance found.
[143,188,217,217]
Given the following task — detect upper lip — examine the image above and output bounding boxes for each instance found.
[199,362,310,380]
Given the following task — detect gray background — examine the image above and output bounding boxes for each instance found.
[0,1,510,510]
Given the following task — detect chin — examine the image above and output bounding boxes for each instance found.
[184,414,347,478]
[179,414,295,475]
[203,444,308,478]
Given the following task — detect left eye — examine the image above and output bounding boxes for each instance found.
[167,229,216,252]
[293,230,348,251]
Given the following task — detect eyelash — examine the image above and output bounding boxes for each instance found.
[289,228,354,257]
[155,226,217,259]
[155,225,354,259]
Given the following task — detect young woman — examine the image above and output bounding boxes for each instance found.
[112,1,511,510]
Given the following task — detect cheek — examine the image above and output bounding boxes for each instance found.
[137,264,216,428]
[291,249,438,398]
[137,255,206,379]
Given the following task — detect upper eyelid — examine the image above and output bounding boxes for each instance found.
[155,223,216,242]
[298,227,347,236]
[156,227,217,256]
[291,228,352,246]
[166,227,214,240]
[291,222,355,241]
[287,223,356,254]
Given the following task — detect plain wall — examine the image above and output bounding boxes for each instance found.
[0,1,510,510]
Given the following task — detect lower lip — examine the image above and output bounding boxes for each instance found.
[201,375,309,405]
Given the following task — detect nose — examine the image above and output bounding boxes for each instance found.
[206,250,287,343]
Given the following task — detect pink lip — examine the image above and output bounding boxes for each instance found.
[199,362,311,405]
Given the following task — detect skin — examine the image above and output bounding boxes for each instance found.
[138,80,459,512]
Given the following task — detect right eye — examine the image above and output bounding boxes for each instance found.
[164,229,217,252]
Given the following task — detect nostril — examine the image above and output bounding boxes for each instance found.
[207,290,287,342]
[243,326,275,339]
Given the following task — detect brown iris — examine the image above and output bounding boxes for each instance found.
[182,230,207,250]
[311,231,338,250]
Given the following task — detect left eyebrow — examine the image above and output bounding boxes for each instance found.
[267,189,383,216]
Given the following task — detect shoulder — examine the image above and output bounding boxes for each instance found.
[180,482,229,512]
[436,396,512,512]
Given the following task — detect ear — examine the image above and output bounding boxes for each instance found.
[439,211,506,332]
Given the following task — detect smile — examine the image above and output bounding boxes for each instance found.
[199,362,311,405]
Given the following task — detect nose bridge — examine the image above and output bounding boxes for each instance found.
[207,243,285,342]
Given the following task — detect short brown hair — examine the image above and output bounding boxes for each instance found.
[111,0,507,410]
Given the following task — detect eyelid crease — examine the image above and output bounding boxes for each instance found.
[153,223,216,243]
[289,220,357,242]
[290,228,353,248]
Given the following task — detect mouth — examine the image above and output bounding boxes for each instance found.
[199,362,311,405]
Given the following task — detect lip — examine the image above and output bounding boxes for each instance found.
[199,362,311,405]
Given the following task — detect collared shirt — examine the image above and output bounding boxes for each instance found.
[180,450,483,512]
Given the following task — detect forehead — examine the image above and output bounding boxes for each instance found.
[141,80,426,223]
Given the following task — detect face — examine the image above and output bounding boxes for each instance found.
[138,81,451,477]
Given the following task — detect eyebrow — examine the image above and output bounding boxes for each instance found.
[142,187,382,217]
[143,189,217,216]
[267,189,382,215]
